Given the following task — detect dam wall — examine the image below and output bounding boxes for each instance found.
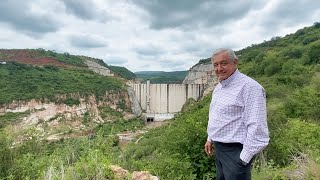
[131,82,204,113]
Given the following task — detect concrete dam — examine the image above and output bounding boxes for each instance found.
[131,81,205,121]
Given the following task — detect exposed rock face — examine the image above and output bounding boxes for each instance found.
[132,171,159,180]
[183,61,218,97]
[183,62,215,84]
[110,165,159,180]
[0,92,131,126]
[127,87,142,116]
[110,165,129,179]
[84,60,114,76]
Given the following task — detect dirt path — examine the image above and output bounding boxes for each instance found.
[117,121,170,149]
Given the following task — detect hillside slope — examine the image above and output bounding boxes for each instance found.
[0,50,143,179]
[116,22,320,179]
[0,62,126,105]
[0,49,136,80]
[0,50,142,147]
[0,23,320,179]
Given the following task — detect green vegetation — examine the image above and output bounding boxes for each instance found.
[36,48,87,66]
[108,65,137,80]
[116,96,215,179]
[116,22,320,179]
[135,70,188,83]
[1,22,320,179]
[79,56,137,80]
[99,106,124,120]
[191,58,211,68]
[0,49,137,80]
[96,118,144,137]
[0,111,30,128]
[0,128,117,179]
[0,111,144,179]
[0,62,126,105]
[63,97,81,106]
[0,48,87,66]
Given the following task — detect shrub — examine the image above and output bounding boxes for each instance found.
[306,42,320,64]
[0,131,13,178]
[63,97,80,106]
[269,119,320,165]
[284,86,320,121]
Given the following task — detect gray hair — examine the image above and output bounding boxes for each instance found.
[212,48,238,61]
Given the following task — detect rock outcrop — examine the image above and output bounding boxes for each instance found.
[127,87,142,116]
[0,91,137,140]
[84,60,114,76]
[0,92,130,121]
[110,165,159,180]
[183,62,214,84]
[183,61,218,97]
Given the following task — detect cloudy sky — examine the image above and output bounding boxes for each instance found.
[0,0,319,72]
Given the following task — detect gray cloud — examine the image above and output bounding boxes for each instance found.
[70,34,107,48]
[0,1,60,36]
[261,0,320,30]
[131,0,267,29]
[134,44,165,56]
[61,0,111,22]
[160,59,185,66]
[181,42,213,57]
[105,56,128,65]
[61,0,96,19]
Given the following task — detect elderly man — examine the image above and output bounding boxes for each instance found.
[204,48,269,180]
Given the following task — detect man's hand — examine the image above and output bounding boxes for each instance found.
[204,140,214,156]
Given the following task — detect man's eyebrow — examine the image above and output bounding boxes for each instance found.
[215,60,228,63]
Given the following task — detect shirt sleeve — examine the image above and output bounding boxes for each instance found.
[240,84,269,163]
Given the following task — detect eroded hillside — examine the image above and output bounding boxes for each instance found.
[0,54,143,142]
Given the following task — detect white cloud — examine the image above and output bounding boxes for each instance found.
[0,0,319,72]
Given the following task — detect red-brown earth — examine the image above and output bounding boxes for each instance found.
[0,49,71,67]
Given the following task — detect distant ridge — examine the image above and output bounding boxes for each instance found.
[135,70,188,83]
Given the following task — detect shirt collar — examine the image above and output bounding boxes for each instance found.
[220,69,240,87]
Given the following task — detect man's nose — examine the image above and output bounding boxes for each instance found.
[216,64,223,72]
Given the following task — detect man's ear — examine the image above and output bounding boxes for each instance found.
[234,58,238,66]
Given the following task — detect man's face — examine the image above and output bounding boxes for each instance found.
[211,51,238,81]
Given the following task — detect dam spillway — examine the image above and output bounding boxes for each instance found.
[131,81,204,114]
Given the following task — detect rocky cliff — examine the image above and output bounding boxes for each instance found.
[0,90,141,141]
[83,59,142,116]
[183,61,218,97]
[127,87,142,116]
[183,61,214,84]
[84,59,114,76]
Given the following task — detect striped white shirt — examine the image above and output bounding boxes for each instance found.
[207,69,269,163]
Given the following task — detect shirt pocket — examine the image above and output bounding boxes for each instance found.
[216,98,243,120]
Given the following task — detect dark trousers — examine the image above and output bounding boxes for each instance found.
[214,142,254,180]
